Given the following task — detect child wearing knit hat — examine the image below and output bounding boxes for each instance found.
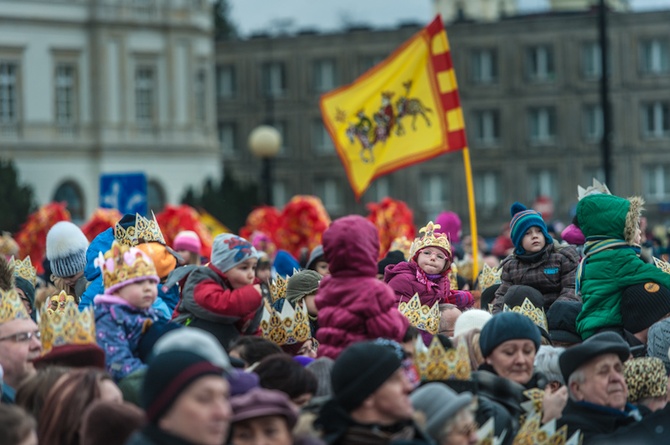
[491,202,580,314]
[46,221,90,299]
[173,230,202,266]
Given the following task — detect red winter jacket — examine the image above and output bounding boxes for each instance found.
[315,215,410,359]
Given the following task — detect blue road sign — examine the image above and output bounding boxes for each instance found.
[100,172,148,216]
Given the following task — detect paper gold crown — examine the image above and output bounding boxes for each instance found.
[503,298,549,333]
[0,288,30,323]
[448,262,459,290]
[114,212,166,246]
[10,256,37,287]
[653,256,670,274]
[45,291,75,316]
[389,236,412,260]
[39,294,97,354]
[398,293,440,335]
[95,241,158,293]
[577,178,611,201]
[260,300,311,346]
[512,412,581,445]
[409,221,452,260]
[270,275,288,303]
[414,336,472,381]
[478,264,502,291]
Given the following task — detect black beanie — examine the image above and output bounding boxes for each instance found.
[377,250,405,276]
[331,341,403,411]
[142,350,224,423]
[480,283,500,312]
[621,283,670,334]
[14,276,35,310]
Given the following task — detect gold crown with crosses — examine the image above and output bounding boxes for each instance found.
[0,287,30,323]
[414,336,472,381]
[398,294,440,335]
[512,412,581,445]
[269,275,288,304]
[45,291,75,316]
[260,300,311,346]
[39,294,97,354]
[95,241,158,293]
[9,256,37,287]
[409,221,452,260]
[478,264,502,291]
[114,212,166,246]
[503,298,549,333]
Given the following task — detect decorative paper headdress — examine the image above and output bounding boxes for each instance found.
[114,212,166,246]
[260,301,311,346]
[270,275,288,304]
[39,295,96,354]
[653,256,670,274]
[448,262,459,290]
[45,290,75,316]
[513,412,581,445]
[398,294,440,335]
[414,336,472,381]
[9,256,37,287]
[478,264,502,291]
[503,298,549,333]
[409,221,452,260]
[95,241,159,294]
[389,236,413,260]
[476,418,506,445]
[577,178,611,201]
[0,287,30,323]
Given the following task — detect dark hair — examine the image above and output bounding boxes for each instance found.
[228,336,282,367]
[254,353,318,400]
[80,401,145,445]
[16,366,70,424]
[0,404,36,444]
[403,325,419,343]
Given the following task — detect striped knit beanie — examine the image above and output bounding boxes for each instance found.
[509,202,553,254]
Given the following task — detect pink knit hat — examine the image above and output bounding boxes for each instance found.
[173,231,202,254]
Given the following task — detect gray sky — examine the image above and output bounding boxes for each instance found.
[228,0,670,37]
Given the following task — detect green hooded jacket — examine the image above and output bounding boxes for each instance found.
[576,194,670,339]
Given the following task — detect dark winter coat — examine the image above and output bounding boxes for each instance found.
[315,215,409,360]
[492,242,580,314]
[557,399,648,444]
[125,424,199,445]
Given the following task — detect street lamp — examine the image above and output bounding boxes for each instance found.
[248,125,282,205]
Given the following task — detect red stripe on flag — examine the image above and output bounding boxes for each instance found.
[432,53,452,72]
[441,91,461,110]
[447,130,467,150]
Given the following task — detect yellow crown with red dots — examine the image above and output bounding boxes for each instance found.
[0,287,30,323]
[95,241,159,294]
[9,256,37,287]
[409,221,452,260]
[39,294,97,354]
[114,212,166,246]
[398,294,440,335]
[414,336,472,381]
[260,300,311,346]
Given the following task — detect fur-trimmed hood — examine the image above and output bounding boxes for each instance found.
[576,194,644,244]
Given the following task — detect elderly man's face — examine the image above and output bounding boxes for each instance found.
[570,353,628,411]
[366,368,414,425]
[0,318,42,388]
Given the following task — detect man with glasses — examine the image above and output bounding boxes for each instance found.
[0,288,42,403]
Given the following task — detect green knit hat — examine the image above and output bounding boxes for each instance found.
[285,270,321,305]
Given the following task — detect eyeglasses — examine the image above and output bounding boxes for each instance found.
[0,330,41,343]
[453,421,478,437]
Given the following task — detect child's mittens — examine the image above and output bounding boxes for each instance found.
[448,290,474,310]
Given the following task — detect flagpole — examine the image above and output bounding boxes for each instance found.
[461,147,479,289]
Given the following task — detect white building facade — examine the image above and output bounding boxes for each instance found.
[0,0,221,221]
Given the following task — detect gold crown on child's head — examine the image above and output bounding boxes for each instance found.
[398,294,440,335]
[503,298,549,333]
[0,288,30,323]
[95,241,159,293]
[114,212,166,246]
[409,221,452,260]
[270,275,288,303]
[9,256,37,286]
[478,264,502,291]
[39,295,96,354]
[260,300,311,346]
[414,336,472,381]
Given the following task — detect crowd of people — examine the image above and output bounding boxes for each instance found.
[2,180,670,445]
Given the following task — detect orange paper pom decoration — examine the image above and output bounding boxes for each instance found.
[366,197,415,260]
[15,202,71,274]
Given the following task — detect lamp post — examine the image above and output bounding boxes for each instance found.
[248,125,282,205]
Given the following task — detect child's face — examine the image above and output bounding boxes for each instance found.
[226,259,258,289]
[116,279,157,309]
[303,294,318,316]
[255,264,272,282]
[521,226,546,253]
[417,247,448,274]
[314,260,330,277]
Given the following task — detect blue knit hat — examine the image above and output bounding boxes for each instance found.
[479,312,542,357]
[509,202,553,254]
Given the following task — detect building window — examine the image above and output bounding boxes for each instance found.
[313,59,336,92]
[528,169,558,204]
[0,62,19,127]
[365,177,390,203]
[272,180,289,208]
[262,62,286,98]
[194,68,206,123]
[583,104,603,142]
[53,180,85,221]
[314,178,342,214]
[472,109,500,147]
[135,66,155,127]
[359,55,385,75]
[218,122,237,155]
[55,64,76,128]
[643,166,670,202]
[528,107,556,144]
[474,172,500,210]
[641,102,670,139]
[582,42,602,79]
[274,121,288,155]
[147,179,166,213]
[582,167,605,188]
[216,64,236,98]
[640,39,670,75]
[471,49,498,84]
[421,173,448,220]
[312,120,334,154]
[526,45,555,82]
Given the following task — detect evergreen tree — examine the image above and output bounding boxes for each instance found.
[0,159,36,233]
[213,0,238,40]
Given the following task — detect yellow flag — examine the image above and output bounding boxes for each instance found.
[320,16,467,199]
[198,210,230,237]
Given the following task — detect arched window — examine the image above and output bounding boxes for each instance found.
[53,180,85,221]
[147,179,166,213]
